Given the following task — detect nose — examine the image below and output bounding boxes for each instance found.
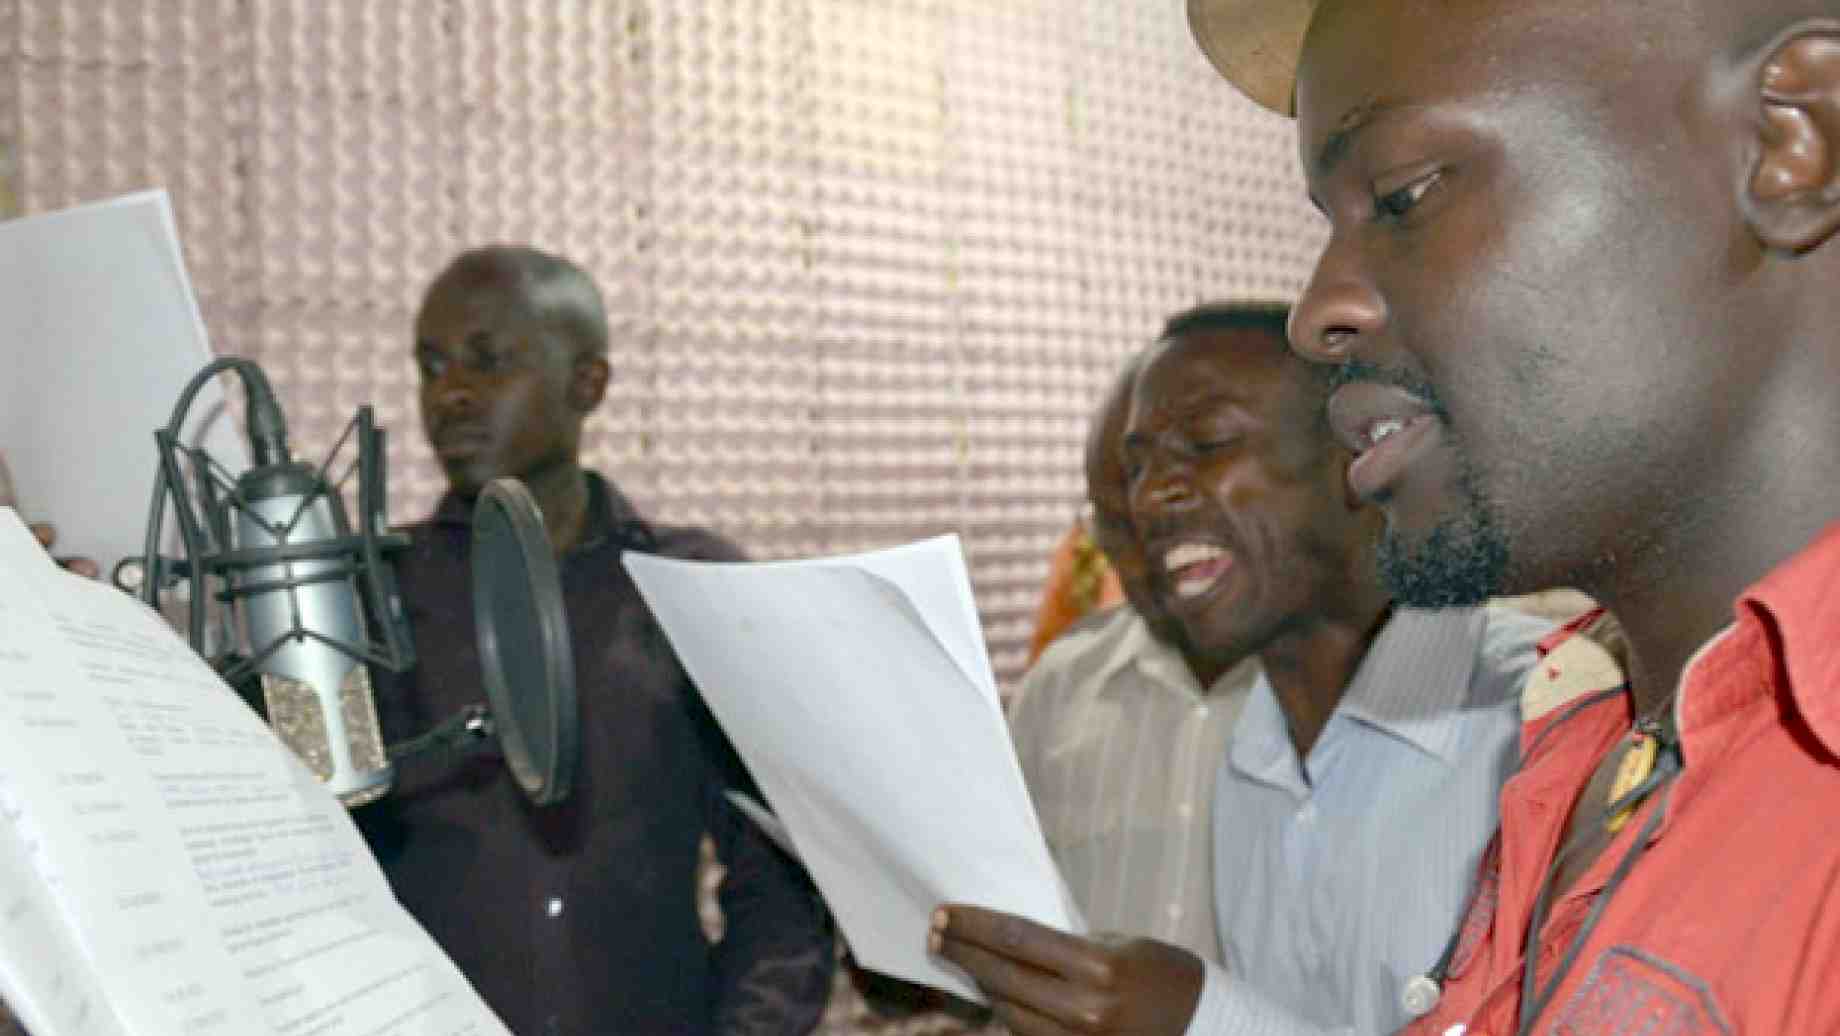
[427,366,482,417]
[1288,234,1387,365]
[1130,449,1199,525]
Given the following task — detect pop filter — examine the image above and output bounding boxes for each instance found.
[471,477,578,806]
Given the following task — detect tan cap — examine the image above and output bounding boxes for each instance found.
[1186,0,1319,117]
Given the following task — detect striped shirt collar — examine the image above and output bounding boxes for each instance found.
[1231,606,1488,782]
[1080,608,1187,692]
[1089,609,1258,704]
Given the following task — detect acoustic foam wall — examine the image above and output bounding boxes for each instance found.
[1,0,1320,750]
[3,2,1323,1032]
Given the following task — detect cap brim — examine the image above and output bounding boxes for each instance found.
[1187,0,1319,117]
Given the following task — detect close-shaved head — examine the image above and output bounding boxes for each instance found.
[425,245,610,361]
[413,246,613,498]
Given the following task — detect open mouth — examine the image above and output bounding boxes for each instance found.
[1328,385,1442,502]
[1161,541,1235,603]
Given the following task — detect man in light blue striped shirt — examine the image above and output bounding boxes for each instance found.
[1194,605,1544,1034]
[933,303,1550,1035]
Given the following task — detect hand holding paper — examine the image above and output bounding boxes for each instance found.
[930,905,1205,1036]
[624,536,1083,1001]
[0,454,99,579]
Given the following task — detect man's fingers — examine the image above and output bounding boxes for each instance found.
[24,522,99,579]
[934,932,1057,1006]
[989,995,1083,1036]
[935,904,1114,985]
[934,932,1111,1032]
[60,557,100,580]
[21,522,98,579]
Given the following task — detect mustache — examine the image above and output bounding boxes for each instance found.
[1323,359,1452,423]
[1135,516,1240,554]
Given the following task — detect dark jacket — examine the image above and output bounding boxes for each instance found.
[359,472,834,1035]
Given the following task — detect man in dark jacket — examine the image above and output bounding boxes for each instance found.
[360,246,835,1036]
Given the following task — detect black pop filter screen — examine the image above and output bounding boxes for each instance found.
[472,478,578,806]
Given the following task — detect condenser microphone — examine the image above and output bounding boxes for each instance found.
[130,356,579,809]
[131,357,415,807]
[228,391,392,805]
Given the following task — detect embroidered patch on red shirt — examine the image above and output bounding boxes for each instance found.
[1549,947,1732,1036]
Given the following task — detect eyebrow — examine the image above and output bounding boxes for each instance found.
[1122,392,1249,441]
[1315,99,1399,176]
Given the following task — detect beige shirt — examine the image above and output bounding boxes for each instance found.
[1009,607,1256,963]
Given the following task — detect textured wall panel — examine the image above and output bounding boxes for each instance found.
[946,0,1085,682]
[1,0,1321,711]
[808,0,959,581]
[3,7,1319,1027]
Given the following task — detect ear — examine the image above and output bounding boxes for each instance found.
[568,356,610,413]
[1744,27,1840,254]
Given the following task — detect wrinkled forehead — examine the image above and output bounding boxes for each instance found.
[1129,331,1292,424]
[1132,338,1225,417]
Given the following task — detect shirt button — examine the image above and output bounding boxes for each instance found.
[545,896,564,918]
[1298,802,1318,823]
[1176,801,1194,820]
[1166,903,1183,921]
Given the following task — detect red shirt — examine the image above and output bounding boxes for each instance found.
[1407,521,1840,1035]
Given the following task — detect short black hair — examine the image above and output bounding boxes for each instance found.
[1160,299,1292,344]
[1157,297,1339,430]
[430,245,610,359]
[1160,298,1331,389]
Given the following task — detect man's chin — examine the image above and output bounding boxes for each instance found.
[1375,512,1508,609]
[439,459,496,498]
[1179,607,1276,673]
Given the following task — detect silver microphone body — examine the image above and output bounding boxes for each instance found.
[230,469,392,806]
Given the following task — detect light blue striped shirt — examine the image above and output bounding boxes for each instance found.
[1184,605,1551,1036]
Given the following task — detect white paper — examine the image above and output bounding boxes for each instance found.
[624,535,1083,1001]
[0,788,130,1036]
[0,190,244,579]
[0,508,507,1036]
[724,791,800,860]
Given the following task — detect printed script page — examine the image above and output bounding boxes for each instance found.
[0,783,128,1036]
[0,509,507,1036]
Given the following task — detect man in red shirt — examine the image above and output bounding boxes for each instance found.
[1186,0,1840,1033]
[930,2,1840,1033]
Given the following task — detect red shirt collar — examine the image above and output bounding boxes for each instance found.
[1731,519,1840,756]
[1521,520,1840,763]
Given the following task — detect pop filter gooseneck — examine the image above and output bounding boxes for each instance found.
[471,478,579,806]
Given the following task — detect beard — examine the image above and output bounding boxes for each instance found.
[1327,358,1513,607]
[1375,452,1509,607]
